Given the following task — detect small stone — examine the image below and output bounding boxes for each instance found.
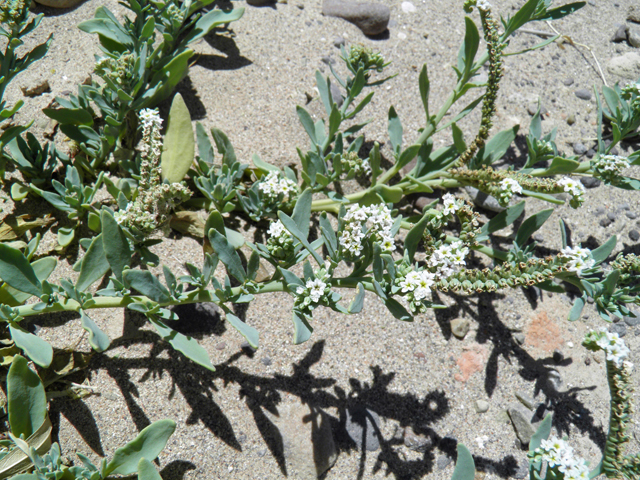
[629,230,640,241]
[619,202,630,211]
[625,211,638,219]
[629,5,640,23]
[514,333,526,345]
[572,142,587,155]
[33,0,84,7]
[512,460,529,479]
[532,233,544,243]
[475,400,490,413]
[575,89,592,101]
[527,103,548,116]
[607,212,617,222]
[515,392,536,410]
[586,148,596,158]
[596,207,606,215]
[580,177,601,189]
[607,52,640,79]
[261,356,272,366]
[321,55,336,65]
[397,32,407,40]
[584,356,591,366]
[215,342,226,350]
[562,78,574,86]
[401,1,416,13]
[330,82,344,109]
[629,28,640,48]
[544,370,563,395]
[600,217,614,227]
[624,310,640,326]
[345,405,381,451]
[436,455,452,470]
[465,186,505,212]
[567,114,576,125]
[20,79,51,97]
[611,24,630,42]
[333,36,346,48]
[451,318,470,339]
[246,0,275,5]
[611,323,627,337]
[507,406,536,445]
[552,349,563,363]
[322,0,390,36]
[403,427,432,452]
[257,448,267,457]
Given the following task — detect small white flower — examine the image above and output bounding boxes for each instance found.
[476,0,491,11]
[139,108,163,129]
[306,278,327,303]
[442,193,460,216]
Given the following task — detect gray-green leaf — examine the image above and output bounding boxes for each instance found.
[9,324,53,368]
[161,93,195,183]
[226,312,259,348]
[7,355,47,439]
[0,244,42,297]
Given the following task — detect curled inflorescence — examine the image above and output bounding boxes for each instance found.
[0,0,28,28]
[94,52,136,90]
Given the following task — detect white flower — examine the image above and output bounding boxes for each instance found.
[557,177,585,204]
[258,171,298,202]
[139,108,163,130]
[340,204,396,257]
[476,0,491,11]
[559,245,594,275]
[442,193,460,216]
[306,278,327,303]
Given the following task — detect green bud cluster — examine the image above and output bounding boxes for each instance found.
[456,201,481,247]
[457,3,506,166]
[339,151,371,177]
[0,0,28,28]
[611,253,640,293]
[434,256,565,294]
[422,210,449,257]
[621,82,640,112]
[94,51,136,90]
[346,45,385,78]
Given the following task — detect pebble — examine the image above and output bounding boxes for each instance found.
[512,460,529,479]
[215,342,226,350]
[552,350,564,363]
[246,0,275,5]
[629,5,640,23]
[625,211,638,219]
[33,0,84,6]
[514,333,525,345]
[580,177,601,189]
[596,207,606,215]
[451,318,470,339]
[586,148,595,158]
[619,202,630,210]
[611,24,629,42]
[562,78,574,86]
[260,356,272,366]
[333,36,346,48]
[624,310,640,327]
[629,230,640,241]
[507,406,535,445]
[20,79,50,97]
[401,1,416,13]
[345,405,381,451]
[611,323,627,337]
[575,89,592,101]
[544,370,563,395]
[322,0,390,36]
[465,186,506,212]
[607,52,640,79]
[572,142,587,155]
[436,455,452,470]
[566,114,576,125]
[600,217,614,227]
[330,82,344,108]
[630,28,640,48]
[403,427,432,452]
[607,212,617,222]
[527,103,548,116]
[475,400,490,413]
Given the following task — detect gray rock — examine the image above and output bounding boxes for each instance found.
[265,401,337,479]
[600,217,614,227]
[333,36,346,48]
[626,211,638,219]
[575,89,592,100]
[261,356,272,366]
[624,310,640,327]
[475,400,490,413]
[527,103,548,116]
[611,323,627,337]
[246,0,275,5]
[596,207,606,215]
[573,142,587,155]
[515,392,536,410]
[544,369,563,395]
[532,233,544,243]
[562,78,574,86]
[465,186,505,212]
[514,333,526,345]
[345,406,381,451]
[580,177,601,189]
[507,406,536,445]
[512,460,529,479]
[451,318,470,339]
[330,82,344,109]
[629,229,639,241]
[436,455,453,470]
[630,28,640,48]
[611,24,629,42]
[403,427,432,452]
[607,212,617,222]
[322,0,390,36]
[619,202,631,210]
[586,148,596,158]
[607,52,640,79]
[629,5,640,23]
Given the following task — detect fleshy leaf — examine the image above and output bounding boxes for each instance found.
[161,93,195,183]
[7,355,47,439]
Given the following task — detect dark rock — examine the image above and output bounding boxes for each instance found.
[611,23,629,42]
[261,356,272,366]
[562,78,574,86]
[607,212,617,222]
[586,148,596,158]
[345,406,381,451]
[322,0,390,36]
[567,114,576,125]
[580,177,601,188]
[544,370,563,395]
[321,55,336,65]
[575,88,592,100]
[630,230,640,242]
[626,211,638,219]
[600,217,614,227]
[572,142,587,155]
[611,323,627,337]
[246,0,275,5]
[624,310,640,327]
[527,103,548,116]
[512,460,529,479]
[552,349,564,363]
[465,186,505,212]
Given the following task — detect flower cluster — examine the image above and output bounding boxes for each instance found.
[621,82,640,110]
[476,0,492,11]
[340,151,371,177]
[557,177,585,208]
[94,52,136,90]
[266,220,295,259]
[427,240,469,278]
[398,269,435,301]
[442,193,462,216]
[498,177,522,205]
[592,154,630,184]
[0,0,27,27]
[584,328,631,367]
[294,268,332,312]
[258,171,298,203]
[114,108,191,237]
[165,3,185,24]
[346,44,385,78]
[339,203,395,258]
[558,245,594,275]
[528,437,589,480]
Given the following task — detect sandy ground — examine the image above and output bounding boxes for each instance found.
[3,0,640,478]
